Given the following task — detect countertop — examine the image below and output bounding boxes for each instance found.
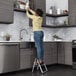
[0,40,72,43]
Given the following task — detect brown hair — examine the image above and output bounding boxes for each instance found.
[35,9,43,17]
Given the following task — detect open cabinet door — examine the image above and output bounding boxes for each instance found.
[29,0,46,26]
[0,0,14,24]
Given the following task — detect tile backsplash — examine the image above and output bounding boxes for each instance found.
[0,11,29,41]
[0,11,76,41]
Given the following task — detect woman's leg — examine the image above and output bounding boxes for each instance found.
[34,31,44,62]
[40,31,44,61]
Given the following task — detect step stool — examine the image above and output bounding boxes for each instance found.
[32,58,48,74]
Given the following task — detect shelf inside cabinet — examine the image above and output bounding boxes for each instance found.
[14,8,26,12]
[42,25,76,28]
[46,13,68,17]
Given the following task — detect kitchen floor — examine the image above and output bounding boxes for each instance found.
[1,65,76,76]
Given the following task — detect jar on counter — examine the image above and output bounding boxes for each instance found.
[64,18,69,25]
[57,8,61,14]
[49,6,53,14]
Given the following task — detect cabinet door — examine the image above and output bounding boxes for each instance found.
[20,48,36,69]
[0,0,14,23]
[69,0,76,25]
[30,0,46,25]
[58,42,65,64]
[44,42,57,65]
[64,42,72,65]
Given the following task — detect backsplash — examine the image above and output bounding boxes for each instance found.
[0,11,76,41]
[0,11,29,41]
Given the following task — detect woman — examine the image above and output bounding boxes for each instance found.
[26,8,44,64]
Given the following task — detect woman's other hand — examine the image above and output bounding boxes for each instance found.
[25,2,29,10]
[26,7,30,11]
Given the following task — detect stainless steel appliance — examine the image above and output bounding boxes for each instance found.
[72,40,76,69]
[0,43,19,73]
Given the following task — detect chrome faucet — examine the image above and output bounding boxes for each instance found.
[19,29,28,40]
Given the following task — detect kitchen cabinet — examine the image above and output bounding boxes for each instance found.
[20,48,36,69]
[0,43,19,73]
[20,42,34,69]
[0,0,14,24]
[14,0,26,12]
[20,42,57,69]
[29,0,46,26]
[69,0,76,25]
[44,42,57,65]
[58,42,72,65]
[20,42,72,70]
[58,42,65,64]
[64,42,72,65]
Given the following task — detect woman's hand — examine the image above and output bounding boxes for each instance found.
[25,2,30,10]
[26,7,30,11]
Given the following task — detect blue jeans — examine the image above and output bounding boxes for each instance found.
[34,31,44,60]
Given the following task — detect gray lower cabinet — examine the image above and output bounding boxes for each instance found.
[58,42,72,65]
[20,48,36,69]
[20,42,72,70]
[64,42,72,65]
[58,42,65,64]
[20,42,57,69]
[44,42,57,65]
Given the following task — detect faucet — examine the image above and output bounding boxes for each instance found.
[19,29,28,40]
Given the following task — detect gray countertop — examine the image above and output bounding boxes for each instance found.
[0,40,72,43]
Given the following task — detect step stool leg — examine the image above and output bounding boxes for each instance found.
[37,59,48,73]
[37,60,44,73]
[32,62,35,72]
[37,65,39,70]
[43,64,48,71]
[32,58,37,72]
[38,63,44,73]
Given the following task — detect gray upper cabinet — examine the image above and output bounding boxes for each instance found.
[0,0,14,24]
[29,0,46,26]
[69,0,76,25]
[58,42,72,65]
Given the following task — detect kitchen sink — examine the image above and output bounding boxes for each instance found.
[20,42,31,49]
[19,42,35,49]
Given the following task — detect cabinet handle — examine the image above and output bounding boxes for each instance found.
[4,44,18,46]
[0,44,19,46]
